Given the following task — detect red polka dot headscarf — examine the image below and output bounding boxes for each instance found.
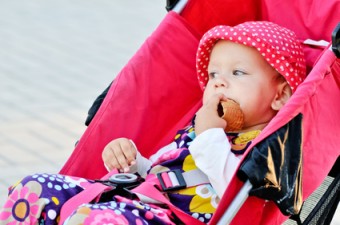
[196,21,306,93]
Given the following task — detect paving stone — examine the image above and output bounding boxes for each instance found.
[0,0,166,205]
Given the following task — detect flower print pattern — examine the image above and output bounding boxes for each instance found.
[172,152,218,223]
[0,181,47,224]
[84,209,129,225]
[0,119,234,225]
[0,173,89,224]
[32,173,92,191]
[151,148,184,166]
[175,185,216,223]
[195,185,219,209]
[62,205,92,225]
[174,125,196,148]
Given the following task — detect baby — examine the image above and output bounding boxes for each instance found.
[0,21,306,225]
[101,21,306,223]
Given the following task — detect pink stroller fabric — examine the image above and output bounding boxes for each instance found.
[60,0,340,224]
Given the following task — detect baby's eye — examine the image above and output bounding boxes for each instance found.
[233,70,246,76]
[208,72,219,79]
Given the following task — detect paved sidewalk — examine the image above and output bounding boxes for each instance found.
[0,1,338,224]
[0,0,165,201]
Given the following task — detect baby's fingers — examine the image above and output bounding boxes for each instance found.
[207,93,228,108]
[119,139,137,167]
[107,154,122,172]
[102,147,121,171]
[113,149,130,172]
[102,138,136,172]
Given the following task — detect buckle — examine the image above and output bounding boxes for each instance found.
[95,173,144,201]
[109,173,138,184]
[95,173,143,190]
[157,169,187,191]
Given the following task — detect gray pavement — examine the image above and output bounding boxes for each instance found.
[0,1,338,224]
[0,0,165,200]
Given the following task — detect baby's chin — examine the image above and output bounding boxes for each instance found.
[240,121,270,132]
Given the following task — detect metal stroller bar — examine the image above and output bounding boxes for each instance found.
[217,180,253,225]
[166,0,188,13]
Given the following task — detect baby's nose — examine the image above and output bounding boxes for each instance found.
[214,79,227,88]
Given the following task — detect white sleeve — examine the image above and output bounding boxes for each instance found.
[188,128,242,198]
[128,150,151,177]
[127,140,152,177]
[129,140,178,177]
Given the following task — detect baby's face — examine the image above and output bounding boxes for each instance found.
[203,40,284,131]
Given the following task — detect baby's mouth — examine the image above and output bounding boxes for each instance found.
[218,99,245,132]
[218,99,238,117]
[217,103,224,117]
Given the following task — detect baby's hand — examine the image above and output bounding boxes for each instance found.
[195,93,227,136]
[102,138,137,172]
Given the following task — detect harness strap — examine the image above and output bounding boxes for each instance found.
[181,168,210,187]
[132,182,206,225]
[59,170,117,224]
[59,169,208,225]
[157,168,210,191]
[59,182,109,224]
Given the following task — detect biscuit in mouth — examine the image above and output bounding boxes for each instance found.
[218,99,244,132]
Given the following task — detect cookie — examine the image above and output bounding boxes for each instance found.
[219,99,244,131]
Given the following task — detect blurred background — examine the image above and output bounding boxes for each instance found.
[0,1,338,224]
[0,0,166,202]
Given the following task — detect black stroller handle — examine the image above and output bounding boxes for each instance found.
[332,22,340,58]
[166,0,180,11]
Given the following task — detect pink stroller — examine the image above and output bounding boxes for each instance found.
[59,0,340,224]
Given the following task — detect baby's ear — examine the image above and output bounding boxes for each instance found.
[271,81,292,111]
